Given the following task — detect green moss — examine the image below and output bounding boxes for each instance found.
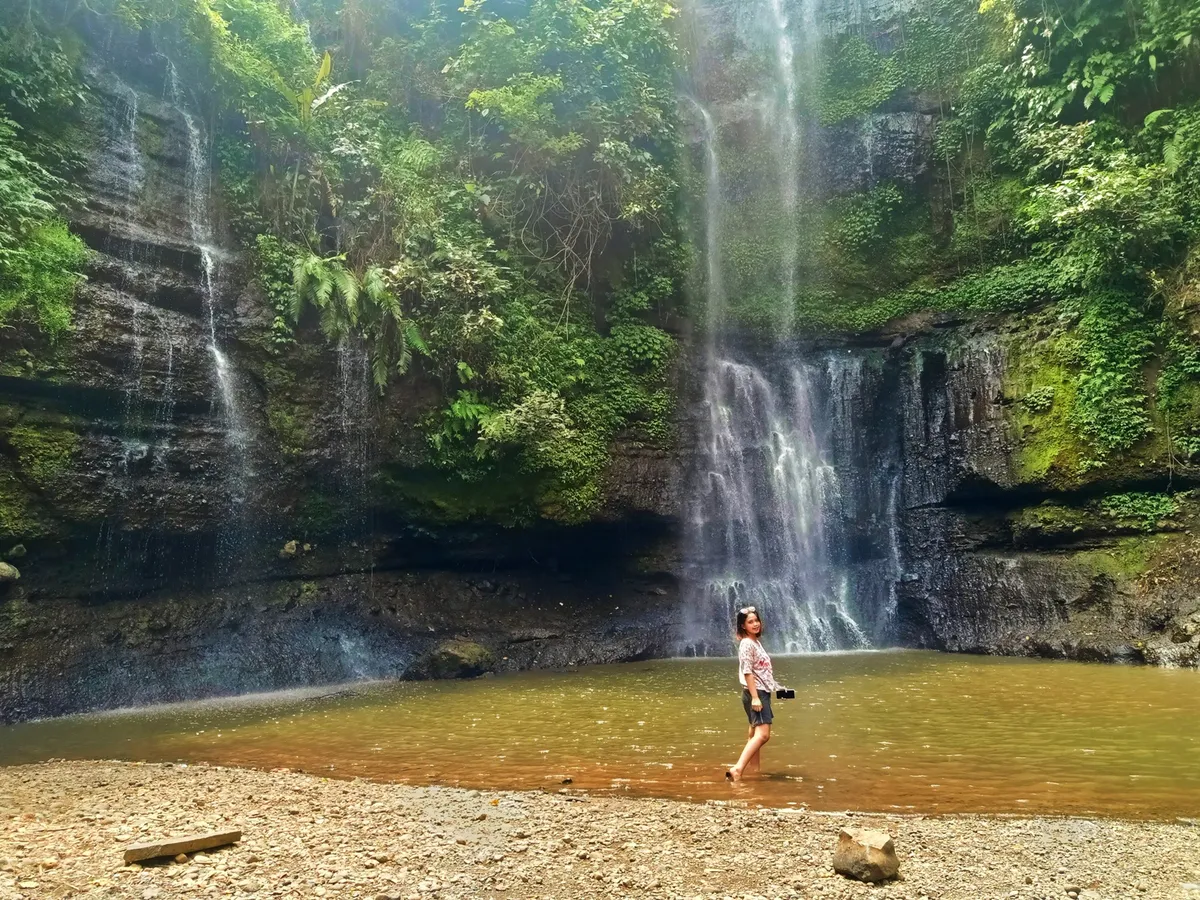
[1071,535,1173,582]
[296,492,341,534]
[136,114,165,157]
[0,466,45,539]
[1011,492,1187,544]
[266,402,309,456]
[7,423,78,490]
[262,360,315,456]
[2,592,33,633]
[1009,502,1094,543]
[297,581,319,604]
[1004,332,1092,486]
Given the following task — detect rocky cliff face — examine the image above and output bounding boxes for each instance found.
[0,36,680,722]
[890,322,1200,667]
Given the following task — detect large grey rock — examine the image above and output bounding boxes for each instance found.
[411,640,496,680]
[833,827,899,882]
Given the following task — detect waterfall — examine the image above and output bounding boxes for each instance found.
[686,100,870,652]
[335,340,374,542]
[98,74,153,413]
[168,63,253,494]
[682,2,897,655]
[107,78,144,213]
[690,100,724,342]
[687,356,877,653]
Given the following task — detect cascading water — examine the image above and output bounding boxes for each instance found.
[335,340,375,542]
[689,358,872,652]
[97,73,154,414]
[683,0,896,655]
[168,63,253,495]
[691,100,724,340]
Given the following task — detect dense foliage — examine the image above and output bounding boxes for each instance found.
[0,8,88,338]
[233,0,685,522]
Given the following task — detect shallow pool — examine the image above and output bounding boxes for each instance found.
[3,651,1198,819]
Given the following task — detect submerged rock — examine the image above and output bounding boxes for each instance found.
[412,640,496,679]
[0,562,20,584]
[833,827,900,882]
[279,540,298,560]
[5,544,26,560]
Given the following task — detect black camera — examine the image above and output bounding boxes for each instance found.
[775,688,795,700]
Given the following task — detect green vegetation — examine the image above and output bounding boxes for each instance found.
[1099,492,1181,531]
[817,36,900,124]
[0,10,89,340]
[773,0,1200,482]
[1011,492,1184,544]
[219,0,683,522]
[1073,535,1173,581]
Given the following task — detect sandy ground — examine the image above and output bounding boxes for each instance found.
[1,761,1198,900]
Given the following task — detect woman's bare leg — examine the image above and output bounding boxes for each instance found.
[726,724,770,781]
[745,724,762,774]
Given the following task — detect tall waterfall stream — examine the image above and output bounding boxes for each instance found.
[684,4,899,654]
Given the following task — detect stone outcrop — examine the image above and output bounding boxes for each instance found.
[889,322,1200,667]
[411,640,497,680]
[0,530,680,722]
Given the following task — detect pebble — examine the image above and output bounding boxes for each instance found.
[1,760,1195,900]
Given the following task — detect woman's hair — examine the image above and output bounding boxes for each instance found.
[735,607,764,641]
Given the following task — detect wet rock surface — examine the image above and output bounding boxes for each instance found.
[0,548,681,723]
[2,761,1198,900]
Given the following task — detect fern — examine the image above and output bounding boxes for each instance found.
[288,252,425,389]
[333,265,359,325]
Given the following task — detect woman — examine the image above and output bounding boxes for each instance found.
[725,605,778,782]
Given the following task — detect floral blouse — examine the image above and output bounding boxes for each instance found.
[737,638,778,692]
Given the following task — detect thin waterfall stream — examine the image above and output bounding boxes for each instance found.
[766,0,799,334]
[168,63,253,504]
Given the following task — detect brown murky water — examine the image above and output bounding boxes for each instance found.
[3,652,1199,819]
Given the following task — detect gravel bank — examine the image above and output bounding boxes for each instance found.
[1,761,1197,900]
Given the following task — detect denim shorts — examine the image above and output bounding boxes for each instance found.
[742,688,774,726]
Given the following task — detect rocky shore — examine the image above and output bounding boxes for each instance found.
[2,761,1197,900]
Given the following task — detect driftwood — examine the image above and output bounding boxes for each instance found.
[123,829,242,864]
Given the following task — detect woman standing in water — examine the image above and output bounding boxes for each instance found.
[726,606,779,781]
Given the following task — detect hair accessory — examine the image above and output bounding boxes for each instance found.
[738,606,756,614]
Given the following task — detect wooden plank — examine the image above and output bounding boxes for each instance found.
[123,829,242,863]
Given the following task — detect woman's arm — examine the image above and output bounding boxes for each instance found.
[745,672,762,708]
